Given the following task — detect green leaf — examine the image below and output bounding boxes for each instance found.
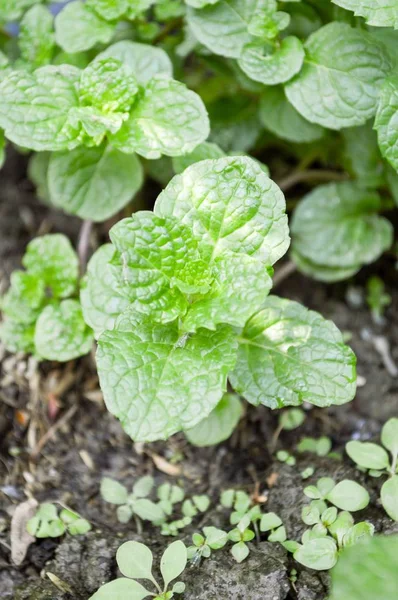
[239,37,304,85]
[184,393,242,447]
[55,1,115,54]
[0,319,36,354]
[172,142,225,174]
[342,122,385,189]
[268,525,286,543]
[68,518,92,535]
[48,144,144,221]
[117,505,133,523]
[0,66,81,152]
[279,408,305,430]
[330,535,398,600]
[132,499,165,522]
[187,0,220,7]
[108,212,211,323]
[95,41,173,84]
[100,477,129,505]
[328,511,354,547]
[89,578,151,600]
[116,541,156,582]
[35,299,94,362]
[203,526,228,549]
[381,476,398,521]
[294,537,338,570]
[260,512,282,532]
[332,0,398,28]
[343,521,374,547]
[1,271,44,324]
[259,86,324,144]
[79,58,138,113]
[109,76,209,159]
[80,244,130,338]
[86,0,129,20]
[28,152,51,203]
[302,505,320,526]
[155,156,290,266]
[231,541,249,563]
[285,23,391,129]
[0,0,41,22]
[291,183,393,279]
[160,540,187,588]
[183,253,273,332]
[326,480,369,512]
[133,475,154,498]
[381,417,398,457]
[346,441,390,471]
[22,234,79,299]
[230,296,356,409]
[19,5,55,68]
[97,313,237,441]
[290,249,362,283]
[375,77,398,172]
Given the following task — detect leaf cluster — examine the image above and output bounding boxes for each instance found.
[27,503,91,538]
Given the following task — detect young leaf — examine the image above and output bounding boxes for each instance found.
[160,540,187,588]
[55,1,114,54]
[285,23,391,129]
[326,480,369,512]
[259,86,324,144]
[172,142,225,174]
[342,122,385,189]
[89,578,151,600]
[155,156,290,266]
[381,476,398,521]
[231,541,250,563]
[279,408,305,431]
[0,319,36,354]
[375,77,398,172]
[116,541,156,582]
[95,41,173,84]
[381,417,398,458]
[133,476,154,498]
[346,441,390,471]
[260,512,283,532]
[184,393,242,447]
[294,537,338,570]
[328,511,354,547]
[97,313,237,442]
[48,144,144,221]
[203,526,228,549]
[19,5,55,68]
[239,37,304,85]
[332,0,398,28]
[1,271,44,324]
[230,296,356,409]
[132,499,165,522]
[79,58,138,113]
[343,522,374,547]
[109,76,210,159]
[100,478,129,505]
[35,300,94,362]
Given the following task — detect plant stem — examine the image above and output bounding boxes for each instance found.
[77,220,93,274]
[277,169,348,192]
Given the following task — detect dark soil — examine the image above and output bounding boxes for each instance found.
[0,151,397,600]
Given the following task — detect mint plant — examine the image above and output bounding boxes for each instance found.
[81,156,356,442]
[27,503,91,538]
[0,234,93,361]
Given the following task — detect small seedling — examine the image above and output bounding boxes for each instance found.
[276,450,296,466]
[161,517,192,537]
[271,408,306,448]
[304,478,369,511]
[100,476,164,526]
[301,466,315,480]
[297,436,332,457]
[228,515,255,563]
[90,540,187,599]
[27,503,91,538]
[187,526,228,565]
[366,276,391,324]
[260,512,286,543]
[346,417,398,521]
[157,483,185,516]
[182,495,211,518]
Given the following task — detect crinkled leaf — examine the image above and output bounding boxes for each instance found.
[172,141,225,174]
[375,77,398,172]
[381,417,398,457]
[155,156,290,266]
[79,58,138,113]
[239,37,304,85]
[109,76,209,159]
[80,244,130,338]
[0,0,41,22]
[342,122,385,189]
[187,0,220,7]
[183,253,273,332]
[19,5,55,68]
[294,537,338,570]
[89,578,151,600]
[160,541,187,588]
[330,535,398,600]
[285,23,391,129]
[185,393,242,447]
[22,234,79,299]
[259,86,324,144]
[1,271,44,324]
[291,249,361,283]
[326,480,369,512]
[35,300,94,362]
[0,66,81,152]
[95,41,173,84]
[0,319,35,354]
[100,478,129,505]
[346,441,390,470]
[332,0,398,28]
[86,0,129,20]
[97,313,237,441]
[48,144,143,221]
[230,296,357,409]
[55,1,115,54]
[291,182,393,273]
[381,476,398,521]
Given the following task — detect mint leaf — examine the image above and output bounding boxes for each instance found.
[172,141,225,174]
[22,234,79,299]
[1,271,44,324]
[109,76,209,158]
[55,1,115,54]
[19,5,55,68]
[79,58,138,113]
[186,0,220,7]
[28,153,51,203]
[35,299,93,362]
[290,250,362,283]
[0,66,81,151]
[86,0,129,20]
[285,23,391,129]
[48,144,143,221]
[187,0,259,58]
[95,41,173,84]
[0,319,36,354]
[185,392,242,446]
[375,77,398,172]
[183,253,273,332]
[230,296,357,409]
[97,312,237,441]
[259,86,324,143]
[332,0,398,28]
[155,156,290,265]
[291,183,393,279]
[342,122,385,189]
[239,37,304,85]
[0,0,41,22]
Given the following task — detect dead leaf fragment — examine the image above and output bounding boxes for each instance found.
[11,498,38,565]
[150,452,182,476]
